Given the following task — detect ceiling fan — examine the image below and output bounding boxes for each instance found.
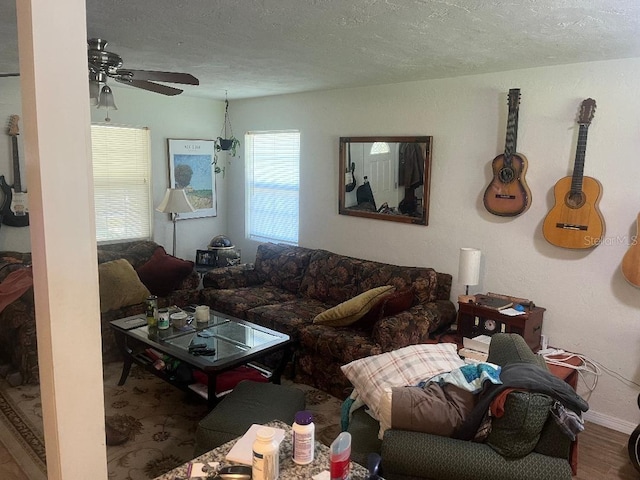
[87,38,199,108]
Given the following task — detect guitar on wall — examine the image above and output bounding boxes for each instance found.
[1,115,29,227]
[621,213,640,287]
[542,99,604,249]
[483,88,532,216]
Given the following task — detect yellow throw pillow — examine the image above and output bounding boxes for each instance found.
[99,259,151,313]
[313,285,395,327]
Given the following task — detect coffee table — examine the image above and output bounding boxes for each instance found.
[152,420,371,480]
[110,310,292,408]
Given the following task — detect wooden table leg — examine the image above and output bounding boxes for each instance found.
[270,344,293,385]
[207,373,219,409]
[113,329,133,386]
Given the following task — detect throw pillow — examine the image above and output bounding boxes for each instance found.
[136,246,195,297]
[354,287,415,329]
[486,391,553,458]
[378,383,476,439]
[313,285,395,327]
[98,259,151,313]
[340,343,464,419]
[381,286,415,316]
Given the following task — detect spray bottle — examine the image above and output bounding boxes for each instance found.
[329,431,351,480]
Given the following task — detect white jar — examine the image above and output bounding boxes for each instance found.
[292,410,315,465]
[252,427,279,480]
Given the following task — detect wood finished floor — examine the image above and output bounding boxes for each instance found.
[0,439,29,480]
[0,421,637,479]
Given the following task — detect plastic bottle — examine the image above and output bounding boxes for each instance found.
[292,410,315,465]
[252,427,279,480]
[157,308,170,330]
[329,431,351,480]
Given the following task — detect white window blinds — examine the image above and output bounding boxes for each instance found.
[91,124,151,242]
[245,130,300,245]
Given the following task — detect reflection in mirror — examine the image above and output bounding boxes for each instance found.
[339,136,432,225]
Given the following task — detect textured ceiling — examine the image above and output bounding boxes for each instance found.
[1,0,640,100]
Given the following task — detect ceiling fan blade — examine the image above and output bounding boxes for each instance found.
[116,69,199,85]
[115,77,183,96]
[0,73,20,77]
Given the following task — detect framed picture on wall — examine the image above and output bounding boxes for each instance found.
[167,139,217,219]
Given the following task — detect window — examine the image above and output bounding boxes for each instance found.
[91,124,151,243]
[245,130,300,245]
[370,142,390,154]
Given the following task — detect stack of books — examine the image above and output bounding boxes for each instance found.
[459,335,491,363]
[474,294,513,310]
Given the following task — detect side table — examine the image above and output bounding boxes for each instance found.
[154,420,370,480]
[457,300,545,351]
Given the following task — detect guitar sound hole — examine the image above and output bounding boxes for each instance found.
[565,191,585,209]
[498,167,515,183]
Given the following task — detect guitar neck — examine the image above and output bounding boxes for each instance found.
[503,88,520,162]
[571,124,589,194]
[11,136,22,192]
[503,109,519,161]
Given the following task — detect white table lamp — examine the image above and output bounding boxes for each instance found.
[458,247,481,295]
[156,188,195,256]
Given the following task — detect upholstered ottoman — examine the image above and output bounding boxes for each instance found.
[194,380,306,456]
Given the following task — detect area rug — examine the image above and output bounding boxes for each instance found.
[0,362,344,479]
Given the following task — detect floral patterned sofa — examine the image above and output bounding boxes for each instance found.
[0,240,200,385]
[200,243,456,399]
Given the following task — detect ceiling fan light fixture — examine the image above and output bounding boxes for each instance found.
[89,79,102,106]
[98,85,118,110]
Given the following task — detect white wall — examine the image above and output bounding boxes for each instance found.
[227,58,640,430]
[0,78,228,260]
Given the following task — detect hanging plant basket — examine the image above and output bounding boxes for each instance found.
[218,138,234,150]
[216,92,240,157]
[215,136,240,157]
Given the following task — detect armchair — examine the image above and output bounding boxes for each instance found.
[347,334,583,480]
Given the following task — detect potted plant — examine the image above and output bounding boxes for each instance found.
[216,136,240,156]
[216,92,240,157]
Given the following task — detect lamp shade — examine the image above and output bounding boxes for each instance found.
[98,85,118,110]
[89,80,101,106]
[156,188,195,214]
[458,247,481,287]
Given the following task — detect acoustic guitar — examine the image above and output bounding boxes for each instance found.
[483,88,531,216]
[542,99,604,249]
[621,213,640,287]
[0,115,29,227]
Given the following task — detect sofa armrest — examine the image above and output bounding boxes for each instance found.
[175,270,200,291]
[381,429,572,480]
[372,300,456,351]
[202,264,262,289]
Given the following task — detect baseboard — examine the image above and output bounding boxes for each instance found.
[584,409,636,435]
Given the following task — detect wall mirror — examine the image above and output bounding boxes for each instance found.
[339,136,432,225]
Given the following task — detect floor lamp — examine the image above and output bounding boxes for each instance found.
[156,188,195,256]
[458,247,481,296]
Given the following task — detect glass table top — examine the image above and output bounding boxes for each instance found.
[126,312,285,366]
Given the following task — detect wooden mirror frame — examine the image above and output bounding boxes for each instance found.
[338,136,432,225]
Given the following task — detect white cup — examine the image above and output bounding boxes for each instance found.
[170,311,188,328]
[195,305,210,324]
